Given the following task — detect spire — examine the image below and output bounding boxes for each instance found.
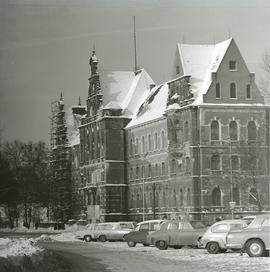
[60,92,63,101]
[78,96,81,106]
[89,46,98,76]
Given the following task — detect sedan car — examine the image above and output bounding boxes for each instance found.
[75,223,99,242]
[200,219,248,254]
[93,222,135,242]
[123,220,164,247]
[226,214,270,257]
[147,220,206,250]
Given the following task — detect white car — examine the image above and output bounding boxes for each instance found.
[200,219,248,254]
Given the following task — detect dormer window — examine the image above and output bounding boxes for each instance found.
[229,61,237,71]
[215,83,221,99]
[246,84,251,99]
[230,83,237,98]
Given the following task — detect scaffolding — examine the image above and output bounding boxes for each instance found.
[49,98,72,222]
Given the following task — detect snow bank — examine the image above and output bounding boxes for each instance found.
[0,238,43,258]
[50,232,81,242]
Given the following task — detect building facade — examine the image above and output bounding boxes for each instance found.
[69,38,270,224]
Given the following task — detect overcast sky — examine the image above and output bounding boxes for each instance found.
[0,0,270,145]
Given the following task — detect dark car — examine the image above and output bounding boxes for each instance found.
[123,220,164,247]
[147,220,206,250]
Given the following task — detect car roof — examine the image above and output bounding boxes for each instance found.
[137,220,164,225]
[212,219,246,225]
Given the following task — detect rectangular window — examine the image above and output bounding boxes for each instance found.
[229,61,237,71]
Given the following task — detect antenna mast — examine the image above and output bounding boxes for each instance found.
[133,16,138,72]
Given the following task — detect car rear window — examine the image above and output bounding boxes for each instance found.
[119,223,134,229]
[139,223,149,230]
[230,223,245,231]
[211,224,228,233]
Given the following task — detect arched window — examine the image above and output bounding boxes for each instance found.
[142,136,145,153]
[155,192,159,207]
[247,121,256,141]
[249,188,258,205]
[229,121,238,141]
[231,155,239,171]
[180,189,184,206]
[155,163,158,177]
[212,187,221,206]
[211,154,221,170]
[142,165,145,179]
[171,159,176,174]
[130,139,133,156]
[135,165,139,179]
[135,138,139,154]
[154,132,158,150]
[136,194,140,208]
[148,134,152,151]
[173,190,177,207]
[246,84,251,99]
[162,191,166,207]
[216,83,221,98]
[96,195,100,205]
[187,188,191,206]
[161,131,165,149]
[230,83,237,98]
[148,164,152,178]
[184,121,189,142]
[233,186,240,205]
[161,162,165,176]
[211,120,219,140]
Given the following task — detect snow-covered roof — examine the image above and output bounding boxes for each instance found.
[178,38,232,104]
[99,69,155,117]
[126,83,169,128]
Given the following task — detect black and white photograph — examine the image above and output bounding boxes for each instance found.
[0,0,270,271]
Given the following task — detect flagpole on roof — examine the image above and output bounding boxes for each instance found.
[133,16,138,72]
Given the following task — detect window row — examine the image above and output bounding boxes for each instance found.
[129,158,191,181]
[174,120,189,144]
[210,120,257,141]
[211,186,259,207]
[129,130,166,156]
[130,187,192,208]
[210,154,264,171]
[215,83,252,99]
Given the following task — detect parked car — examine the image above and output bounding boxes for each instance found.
[147,220,206,250]
[75,223,99,242]
[226,214,270,257]
[93,222,135,242]
[123,220,164,247]
[200,219,248,254]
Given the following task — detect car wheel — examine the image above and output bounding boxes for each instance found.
[127,241,137,247]
[99,235,107,242]
[156,240,168,250]
[245,239,266,257]
[84,235,92,242]
[206,242,221,254]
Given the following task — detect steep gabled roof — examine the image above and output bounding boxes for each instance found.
[99,69,155,117]
[177,38,232,104]
[126,83,169,128]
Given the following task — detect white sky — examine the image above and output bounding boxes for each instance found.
[0,0,270,144]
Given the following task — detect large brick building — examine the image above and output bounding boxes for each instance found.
[74,38,270,224]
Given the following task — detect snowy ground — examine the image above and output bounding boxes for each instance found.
[0,237,43,258]
[88,242,270,272]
